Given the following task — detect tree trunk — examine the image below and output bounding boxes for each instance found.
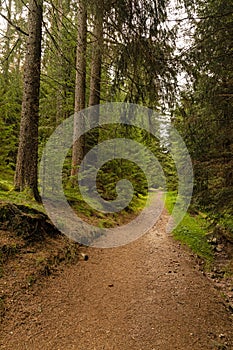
[14,0,43,201]
[85,5,104,155]
[2,0,12,90]
[56,0,64,125]
[71,0,87,177]
[89,6,104,108]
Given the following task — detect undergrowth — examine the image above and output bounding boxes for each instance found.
[0,168,44,212]
[0,167,147,228]
[165,191,213,265]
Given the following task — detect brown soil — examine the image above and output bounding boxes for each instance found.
[0,210,233,350]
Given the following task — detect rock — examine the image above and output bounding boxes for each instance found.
[216,245,223,253]
[80,253,88,261]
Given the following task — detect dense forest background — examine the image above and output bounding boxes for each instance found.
[0,0,232,237]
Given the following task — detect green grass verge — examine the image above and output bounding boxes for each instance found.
[64,183,148,228]
[0,169,148,228]
[165,191,213,265]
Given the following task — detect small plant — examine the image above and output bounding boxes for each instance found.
[35,256,46,266]
[222,263,233,278]
[27,274,36,287]
[98,218,115,228]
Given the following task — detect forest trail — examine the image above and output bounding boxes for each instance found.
[1,210,233,350]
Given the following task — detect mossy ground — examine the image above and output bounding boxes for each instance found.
[0,167,147,229]
[165,191,214,265]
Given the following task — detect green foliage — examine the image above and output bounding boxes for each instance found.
[60,120,178,223]
[0,70,22,168]
[0,0,200,224]
[174,0,233,230]
[0,170,45,212]
[39,2,77,148]
[63,181,148,228]
[219,214,233,236]
[166,191,213,264]
[112,35,177,108]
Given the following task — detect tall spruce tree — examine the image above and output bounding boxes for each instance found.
[71,0,87,177]
[14,0,43,201]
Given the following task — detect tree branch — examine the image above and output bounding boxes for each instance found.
[0,12,28,36]
[1,38,20,63]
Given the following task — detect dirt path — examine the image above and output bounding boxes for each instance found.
[1,210,233,349]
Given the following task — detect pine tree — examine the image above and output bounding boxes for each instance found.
[175,0,233,213]
[71,0,87,177]
[14,0,43,201]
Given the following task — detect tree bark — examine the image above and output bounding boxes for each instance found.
[89,5,104,108]
[85,4,104,156]
[14,0,43,201]
[2,0,12,90]
[55,0,64,125]
[71,0,87,177]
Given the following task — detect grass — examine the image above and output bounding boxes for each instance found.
[0,168,148,229]
[0,167,45,212]
[165,191,214,265]
[219,213,233,238]
[65,185,148,228]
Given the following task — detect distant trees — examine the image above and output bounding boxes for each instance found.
[70,0,176,181]
[0,0,178,201]
[0,0,25,168]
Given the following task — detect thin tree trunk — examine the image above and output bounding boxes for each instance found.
[2,0,12,90]
[14,0,43,201]
[85,5,104,155]
[89,6,104,108]
[71,0,87,177]
[56,0,64,125]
